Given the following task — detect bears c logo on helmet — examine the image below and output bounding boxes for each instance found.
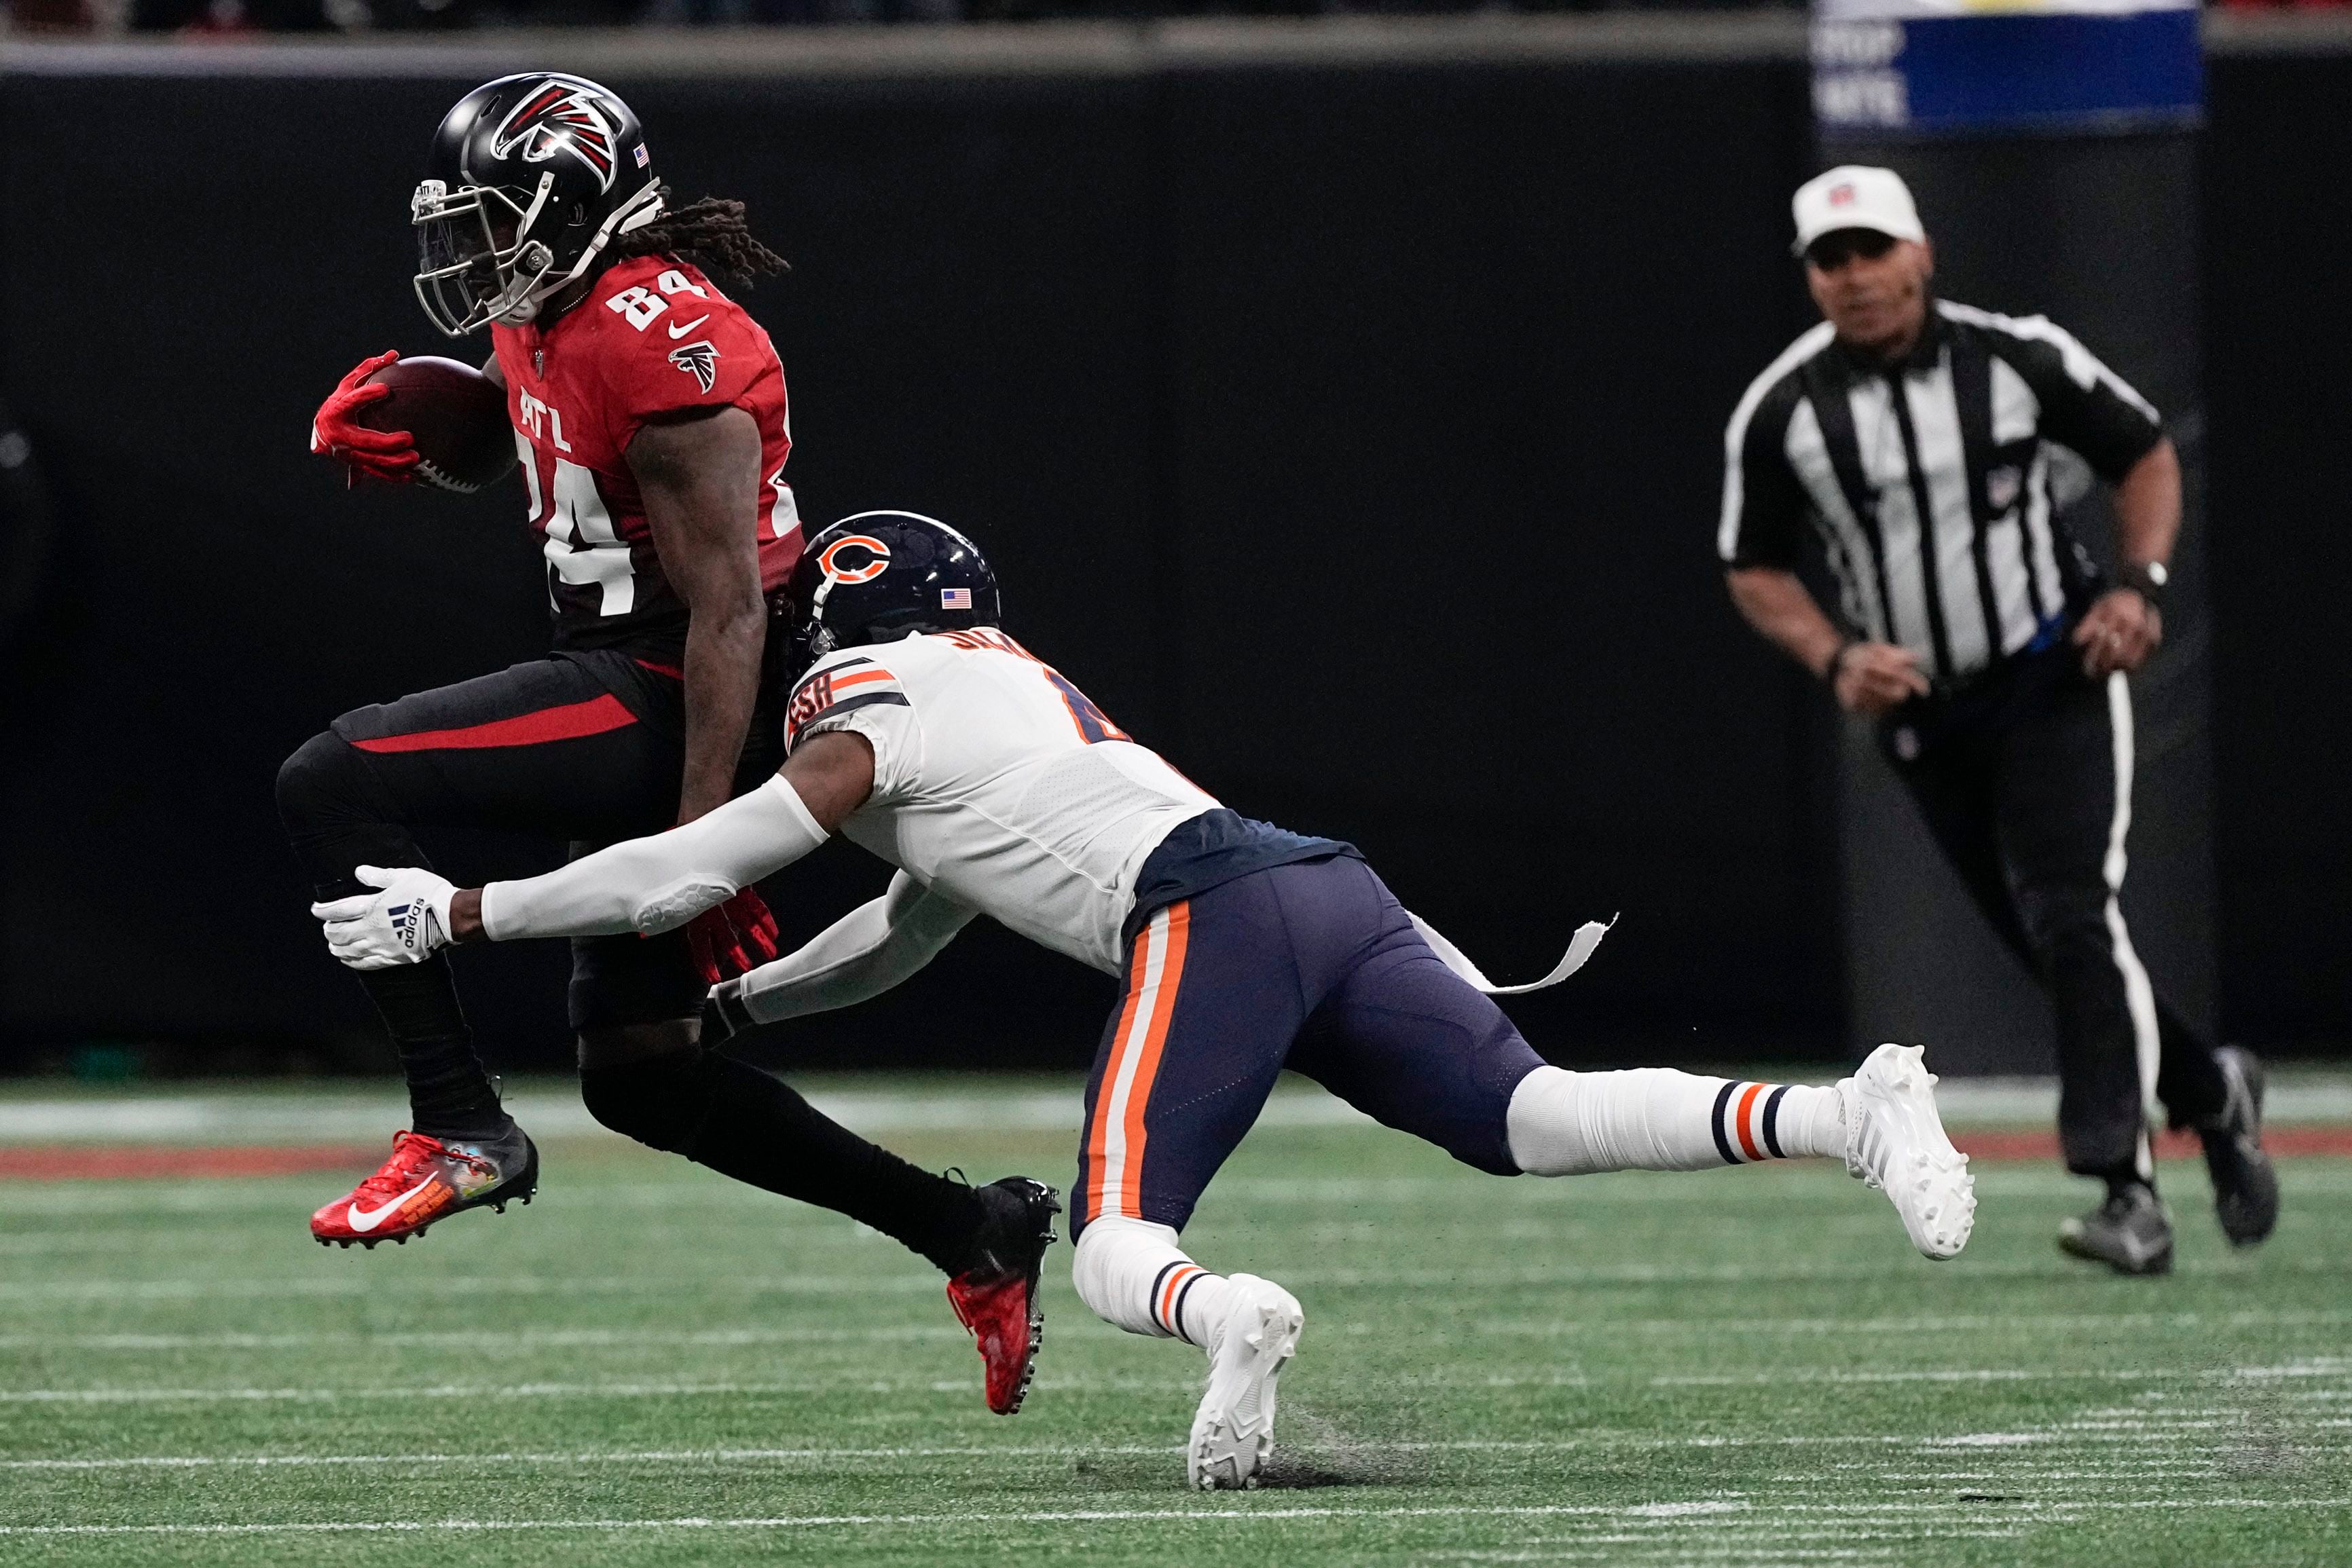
[817,536,892,585]
[492,79,620,191]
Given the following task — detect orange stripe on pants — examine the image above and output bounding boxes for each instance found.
[1084,903,1192,1222]
[1084,928,1154,1222]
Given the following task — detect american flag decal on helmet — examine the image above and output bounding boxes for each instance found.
[940,588,972,610]
[492,79,622,191]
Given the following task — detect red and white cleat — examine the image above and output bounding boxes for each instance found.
[310,1127,538,1249]
[945,1176,1061,1415]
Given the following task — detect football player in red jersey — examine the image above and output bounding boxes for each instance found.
[286,74,1056,1411]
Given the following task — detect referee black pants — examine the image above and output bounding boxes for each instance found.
[1881,645,2227,1183]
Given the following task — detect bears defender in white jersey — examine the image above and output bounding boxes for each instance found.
[317,510,1980,1491]
[777,624,1216,975]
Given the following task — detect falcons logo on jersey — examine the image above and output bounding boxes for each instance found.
[669,340,720,394]
[492,80,620,191]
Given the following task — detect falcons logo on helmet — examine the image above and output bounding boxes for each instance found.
[492,80,621,191]
[669,340,720,394]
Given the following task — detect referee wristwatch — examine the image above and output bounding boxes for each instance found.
[2116,559,2169,612]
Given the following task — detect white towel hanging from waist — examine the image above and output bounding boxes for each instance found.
[1406,911,1617,995]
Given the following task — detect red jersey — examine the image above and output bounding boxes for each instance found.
[490,255,801,656]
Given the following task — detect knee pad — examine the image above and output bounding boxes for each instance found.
[274,730,373,834]
[579,1051,715,1155]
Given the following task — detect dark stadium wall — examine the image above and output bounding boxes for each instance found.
[0,37,2338,1072]
[0,53,1826,1074]
[2202,52,2352,1053]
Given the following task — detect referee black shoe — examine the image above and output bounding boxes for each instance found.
[2199,1046,2280,1248]
[2058,1182,2173,1276]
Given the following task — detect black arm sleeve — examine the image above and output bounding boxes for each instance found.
[1987,319,2165,483]
[1719,375,1807,571]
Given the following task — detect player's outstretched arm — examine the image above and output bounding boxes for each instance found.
[311,734,877,969]
[703,872,976,1040]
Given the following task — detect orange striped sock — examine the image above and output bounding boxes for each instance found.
[1710,1081,1843,1163]
[1150,1261,1232,1347]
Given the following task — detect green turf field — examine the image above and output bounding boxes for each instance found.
[1,1075,2347,1565]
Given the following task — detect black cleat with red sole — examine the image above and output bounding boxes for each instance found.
[945,1176,1061,1415]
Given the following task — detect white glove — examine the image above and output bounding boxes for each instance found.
[311,865,458,970]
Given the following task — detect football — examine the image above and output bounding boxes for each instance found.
[356,355,515,494]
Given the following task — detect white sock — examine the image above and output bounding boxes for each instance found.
[1071,1216,1234,1347]
[1505,1065,1847,1175]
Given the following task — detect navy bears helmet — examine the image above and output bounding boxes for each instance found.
[782,512,1003,684]
[411,73,663,337]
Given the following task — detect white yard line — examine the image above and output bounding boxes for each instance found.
[0,1273,952,1301]
[0,1262,2113,1303]
[1654,1364,2352,1388]
[0,1253,2342,1306]
[1472,1309,2352,1338]
[7,1428,2338,1472]
[10,1306,2345,1353]
[1,1497,2347,1538]
[0,1380,1043,1405]
[7,1354,2345,1404]
[5,1074,2349,1145]
[0,1439,1873,1473]
[0,1324,972,1351]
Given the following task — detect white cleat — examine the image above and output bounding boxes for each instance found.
[1188,1273,1303,1491]
[1841,1043,1976,1261]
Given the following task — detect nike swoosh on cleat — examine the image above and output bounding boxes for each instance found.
[346,1176,436,1233]
[667,315,710,339]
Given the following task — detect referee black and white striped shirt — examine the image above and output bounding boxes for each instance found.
[1717,299,2165,685]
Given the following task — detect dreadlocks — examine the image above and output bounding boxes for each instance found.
[607,188,788,289]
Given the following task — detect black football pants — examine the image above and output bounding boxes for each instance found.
[1881,646,2226,1183]
[275,650,990,1273]
[278,649,780,1032]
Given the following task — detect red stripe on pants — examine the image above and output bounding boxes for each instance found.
[350,693,637,754]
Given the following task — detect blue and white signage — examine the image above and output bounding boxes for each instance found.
[1813,0,2201,136]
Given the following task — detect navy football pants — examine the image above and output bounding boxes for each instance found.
[1074,856,1547,1236]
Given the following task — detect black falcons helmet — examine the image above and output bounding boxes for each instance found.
[411,73,662,337]
[783,512,1003,682]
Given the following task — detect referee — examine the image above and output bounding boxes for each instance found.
[1717,166,2277,1274]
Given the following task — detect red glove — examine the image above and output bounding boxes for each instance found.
[310,351,418,485]
[685,885,782,985]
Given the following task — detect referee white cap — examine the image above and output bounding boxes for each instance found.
[1791,165,1926,257]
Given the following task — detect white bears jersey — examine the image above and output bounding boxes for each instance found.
[782,629,1219,975]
